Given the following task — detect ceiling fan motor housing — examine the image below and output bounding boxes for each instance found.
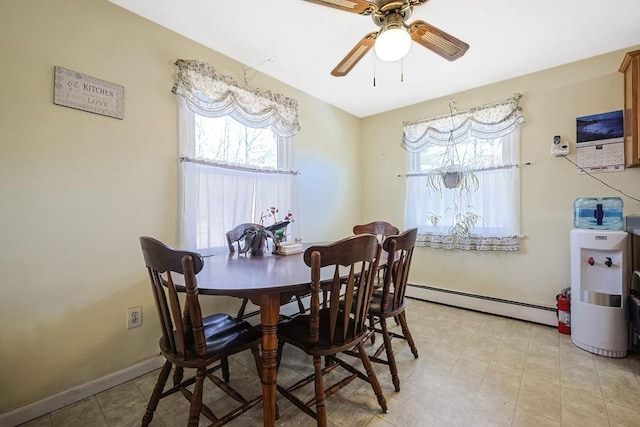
[375,12,408,30]
[372,0,413,28]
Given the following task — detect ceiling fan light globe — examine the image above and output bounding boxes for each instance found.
[374,28,411,62]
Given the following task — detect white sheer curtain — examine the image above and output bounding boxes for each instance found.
[181,161,255,250]
[174,60,300,250]
[403,95,524,251]
[254,171,298,225]
[180,159,299,250]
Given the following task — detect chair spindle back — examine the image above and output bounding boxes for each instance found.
[380,228,417,313]
[304,234,381,347]
[140,236,205,358]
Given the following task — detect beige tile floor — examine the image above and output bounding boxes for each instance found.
[20,299,640,427]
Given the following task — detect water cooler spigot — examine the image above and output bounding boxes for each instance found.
[605,257,613,267]
[588,256,595,266]
[594,204,604,226]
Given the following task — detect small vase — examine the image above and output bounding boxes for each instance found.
[249,235,267,256]
[274,228,287,243]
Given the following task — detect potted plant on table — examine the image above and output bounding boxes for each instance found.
[240,227,275,256]
[262,207,295,254]
[238,207,294,255]
[265,210,293,243]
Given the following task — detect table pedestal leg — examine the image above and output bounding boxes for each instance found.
[260,294,280,427]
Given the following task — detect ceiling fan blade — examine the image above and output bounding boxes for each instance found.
[408,20,469,61]
[331,32,377,77]
[304,0,376,15]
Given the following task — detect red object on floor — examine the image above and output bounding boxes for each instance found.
[556,289,571,335]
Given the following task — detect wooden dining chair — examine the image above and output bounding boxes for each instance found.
[353,220,400,341]
[139,236,263,427]
[226,223,307,319]
[226,222,263,253]
[275,234,388,426]
[362,228,419,392]
[352,221,399,242]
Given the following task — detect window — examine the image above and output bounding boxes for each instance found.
[172,59,300,250]
[195,115,279,168]
[180,109,299,250]
[405,131,520,249]
[402,94,524,251]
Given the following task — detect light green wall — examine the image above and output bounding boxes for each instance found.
[0,0,361,412]
[361,47,640,307]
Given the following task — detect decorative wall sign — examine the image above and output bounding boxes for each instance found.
[53,66,124,119]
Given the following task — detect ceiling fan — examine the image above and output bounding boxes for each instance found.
[305,0,469,77]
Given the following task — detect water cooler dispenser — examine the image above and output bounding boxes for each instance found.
[570,197,628,357]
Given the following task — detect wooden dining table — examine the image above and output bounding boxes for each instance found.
[194,245,327,427]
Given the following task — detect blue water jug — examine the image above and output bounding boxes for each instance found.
[573,197,623,230]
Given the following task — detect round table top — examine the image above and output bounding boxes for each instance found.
[196,249,314,296]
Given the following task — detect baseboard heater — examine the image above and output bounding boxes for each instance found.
[406,283,557,327]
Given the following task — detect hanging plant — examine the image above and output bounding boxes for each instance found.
[448,211,481,238]
[427,211,444,227]
[442,171,461,189]
[425,165,479,194]
[424,99,479,193]
[422,99,483,243]
[428,206,481,242]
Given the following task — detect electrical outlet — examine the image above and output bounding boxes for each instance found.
[127,306,142,329]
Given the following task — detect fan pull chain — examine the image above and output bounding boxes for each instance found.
[373,55,376,87]
[401,58,404,82]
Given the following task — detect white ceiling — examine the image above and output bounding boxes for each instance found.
[110,0,640,118]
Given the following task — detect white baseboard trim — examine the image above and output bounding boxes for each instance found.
[2,297,310,427]
[0,354,164,427]
[406,283,557,327]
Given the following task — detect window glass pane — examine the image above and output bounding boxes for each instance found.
[417,137,504,172]
[466,137,503,167]
[418,144,448,171]
[195,115,278,168]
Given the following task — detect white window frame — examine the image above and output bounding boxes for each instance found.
[178,99,299,250]
[402,95,524,251]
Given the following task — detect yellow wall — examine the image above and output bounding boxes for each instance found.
[1,0,639,415]
[0,0,361,411]
[361,47,640,306]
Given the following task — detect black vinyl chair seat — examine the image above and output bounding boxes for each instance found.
[278,309,362,353]
[139,236,263,427]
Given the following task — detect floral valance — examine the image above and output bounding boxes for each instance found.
[172,59,301,137]
[401,93,524,153]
